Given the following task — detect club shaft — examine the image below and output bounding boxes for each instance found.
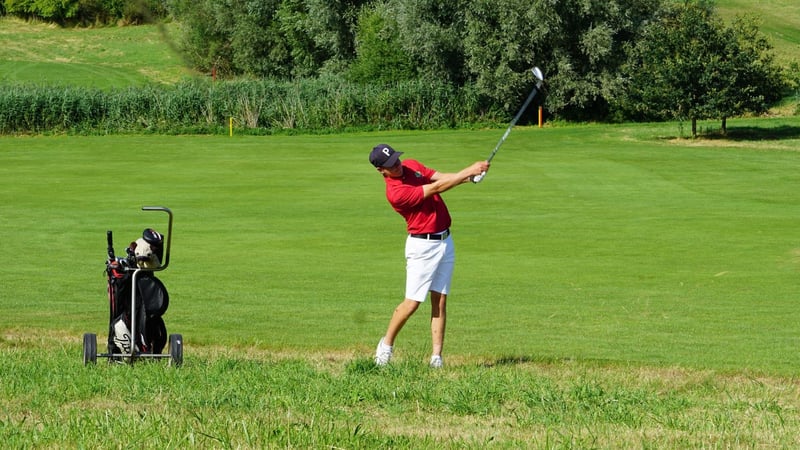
[486,84,541,163]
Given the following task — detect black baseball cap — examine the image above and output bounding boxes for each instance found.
[369,144,403,168]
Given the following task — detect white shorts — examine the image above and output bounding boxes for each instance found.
[404,233,455,302]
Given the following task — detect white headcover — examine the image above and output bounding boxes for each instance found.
[134,238,161,269]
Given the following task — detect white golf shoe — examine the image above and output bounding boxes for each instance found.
[375,337,393,366]
[429,355,443,369]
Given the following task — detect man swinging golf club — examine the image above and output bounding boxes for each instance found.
[369,143,490,368]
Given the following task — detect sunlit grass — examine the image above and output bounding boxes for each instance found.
[0,17,192,87]
[1,119,799,374]
[715,0,800,65]
[2,331,799,448]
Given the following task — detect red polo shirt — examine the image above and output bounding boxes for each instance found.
[384,159,451,234]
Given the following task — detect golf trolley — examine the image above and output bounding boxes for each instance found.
[82,206,183,366]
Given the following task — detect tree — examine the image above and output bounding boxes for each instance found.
[389,0,470,84]
[615,0,785,137]
[462,0,664,121]
[718,15,785,131]
[788,61,800,115]
[304,0,370,72]
[168,0,312,79]
[347,1,415,84]
[2,0,165,25]
[463,0,559,115]
[276,0,324,78]
[229,0,292,78]
[4,0,80,24]
[169,0,367,79]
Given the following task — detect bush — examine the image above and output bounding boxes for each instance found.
[347,2,415,85]
[3,0,168,25]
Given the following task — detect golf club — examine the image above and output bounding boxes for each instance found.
[472,66,545,183]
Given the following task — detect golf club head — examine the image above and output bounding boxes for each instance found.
[531,67,544,88]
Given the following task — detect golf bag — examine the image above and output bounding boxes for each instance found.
[106,228,169,355]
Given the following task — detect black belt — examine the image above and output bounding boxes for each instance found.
[409,229,450,240]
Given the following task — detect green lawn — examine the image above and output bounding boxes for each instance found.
[716,0,800,64]
[2,119,798,375]
[3,121,800,447]
[0,17,192,87]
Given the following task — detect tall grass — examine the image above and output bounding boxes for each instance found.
[2,334,799,448]
[0,78,494,134]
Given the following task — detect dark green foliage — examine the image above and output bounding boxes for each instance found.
[723,16,786,113]
[545,0,667,121]
[304,0,368,72]
[276,0,327,78]
[789,62,800,114]
[462,0,666,121]
[388,0,469,84]
[0,78,496,134]
[165,0,671,120]
[122,0,169,24]
[168,0,330,79]
[4,0,79,23]
[614,0,787,136]
[463,0,556,115]
[230,0,292,78]
[2,0,167,25]
[347,2,415,84]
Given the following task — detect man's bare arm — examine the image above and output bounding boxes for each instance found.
[422,161,490,198]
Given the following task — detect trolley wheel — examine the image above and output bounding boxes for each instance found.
[83,333,97,365]
[168,334,183,367]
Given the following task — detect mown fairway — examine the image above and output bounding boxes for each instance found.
[2,119,800,446]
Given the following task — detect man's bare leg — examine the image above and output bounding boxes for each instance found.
[383,299,420,346]
[430,291,447,357]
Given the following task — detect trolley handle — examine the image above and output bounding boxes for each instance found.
[141,206,173,272]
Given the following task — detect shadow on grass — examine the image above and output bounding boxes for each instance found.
[482,355,569,367]
[658,124,800,142]
[708,125,800,141]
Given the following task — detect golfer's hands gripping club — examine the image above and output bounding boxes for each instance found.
[471,171,487,183]
[469,161,491,184]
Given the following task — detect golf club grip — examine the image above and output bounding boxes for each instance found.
[107,230,115,259]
